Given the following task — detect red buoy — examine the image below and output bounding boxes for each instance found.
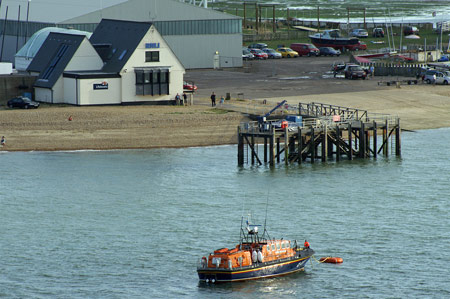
[319,257,343,264]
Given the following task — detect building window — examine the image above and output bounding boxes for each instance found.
[135,69,169,96]
[145,51,160,62]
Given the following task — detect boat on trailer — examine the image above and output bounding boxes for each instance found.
[197,217,314,283]
[309,29,364,51]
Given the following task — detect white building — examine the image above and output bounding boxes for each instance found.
[28,19,185,105]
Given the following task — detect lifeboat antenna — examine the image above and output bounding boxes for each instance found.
[263,193,270,240]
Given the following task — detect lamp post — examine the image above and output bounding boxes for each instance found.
[25,0,30,43]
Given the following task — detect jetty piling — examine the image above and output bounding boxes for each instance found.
[237,102,401,166]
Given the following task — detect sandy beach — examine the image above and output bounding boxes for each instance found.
[1,84,450,151]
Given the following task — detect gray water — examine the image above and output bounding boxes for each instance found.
[1,128,450,298]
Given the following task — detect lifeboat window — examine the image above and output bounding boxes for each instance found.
[272,244,276,251]
[277,243,281,250]
[266,245,270,251]
[281,243,285,249]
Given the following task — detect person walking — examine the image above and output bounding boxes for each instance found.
[175,93,181,105]
[210,92,216,107]
[369,65,375,78]
[1,136,5,146]
[433,73,437,86]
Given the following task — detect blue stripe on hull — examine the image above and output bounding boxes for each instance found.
[198,257,310,282]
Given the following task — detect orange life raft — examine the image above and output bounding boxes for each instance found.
[319,257,343,264]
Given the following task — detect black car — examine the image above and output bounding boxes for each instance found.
[372,28,385,37]
[319,47,341,56]
[7,96,40,109]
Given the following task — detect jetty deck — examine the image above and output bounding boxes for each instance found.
[238,102,401,166]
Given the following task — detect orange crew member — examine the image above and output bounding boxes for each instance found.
[304,240,310,249]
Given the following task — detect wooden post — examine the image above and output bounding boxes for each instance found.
[251,134,255,165]
[238,127,244,166]
[310,126,315,163]
[255,3,259,34]
[284,127,289,165]
[348,122,353,160]
[264,137,268,163]
[287,8,290,36]
[270,127,275,166]
[336,126,341,161]
[373,121,377,159]
[359,122,365,158]
[322,125,327,162]
[273,5,276,33]
[395,118,401,156]
[243,3,247,29]
[384,119,389,156]
[276,137,280,163]
[297,127,302,164]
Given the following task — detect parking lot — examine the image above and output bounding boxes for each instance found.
[185,56,392,100]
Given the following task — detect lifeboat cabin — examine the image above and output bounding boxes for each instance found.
[197,221,314,283]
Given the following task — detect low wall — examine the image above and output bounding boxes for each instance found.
[0,75,36,106]
[358,62,427,77]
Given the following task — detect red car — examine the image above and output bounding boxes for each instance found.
[183,81,197,91]
[249,48,268,59]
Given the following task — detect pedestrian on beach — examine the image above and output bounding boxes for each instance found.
[175,93,181,105]
[1,136,5,146]
[182,92,187,106]
[369,65,375,78]
[211,92,216,107]
[433,73,437,86]
[220,96,224,105]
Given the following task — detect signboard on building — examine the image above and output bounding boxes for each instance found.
[145,43,160,49]
[93,81,109,90]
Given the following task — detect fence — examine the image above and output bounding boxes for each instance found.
[358,62,427,77]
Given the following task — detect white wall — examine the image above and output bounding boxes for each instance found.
[63,77,78,105]
[52,77,65,103]
[78,78,122,105]
[35,87,52,103]
[65,38,104,71]
[121,25,185,103]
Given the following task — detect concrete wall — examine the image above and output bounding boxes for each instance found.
[0,75,36,106]
[164,34,243,69]
[35,87,52,103]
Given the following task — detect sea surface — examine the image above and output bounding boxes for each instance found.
[1,128,450,298]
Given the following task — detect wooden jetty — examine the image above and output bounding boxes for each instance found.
[237,102,401,166]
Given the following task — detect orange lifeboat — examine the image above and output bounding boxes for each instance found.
[319,257,343,264]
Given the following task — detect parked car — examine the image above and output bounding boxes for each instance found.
[290,43,320,56]
[183,81,197,91]
[242,48,254,60]
[344,64,367,80]
[249,48,268,59]
[275,47,299,58]
[437,55,449,62]
[349,28,369,38]
[372,28,385,37]
[404,26,419,36]
[7,96,40,109]
[319,47,341,56]
[247,43,268,49]
[262,48,282,59]
[423,69,439,83]
[350,42,367,51]
[435,71,450,85]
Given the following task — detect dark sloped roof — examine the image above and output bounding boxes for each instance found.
[90,19,152,73]
[27,32,86,88]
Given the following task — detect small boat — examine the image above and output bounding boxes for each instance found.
[309,29,365,51]
[197,216,315,283]
[319,256,343,264]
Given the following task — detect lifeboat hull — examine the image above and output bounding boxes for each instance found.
[198,255,311,283]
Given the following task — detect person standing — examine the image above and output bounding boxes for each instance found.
[433,73,437,86]
[304,240,310,249]
[1,136,5,146]
[175,93,181,105]
[182,92,187,106]
[210,92,216,107]
[369,65,375,78]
